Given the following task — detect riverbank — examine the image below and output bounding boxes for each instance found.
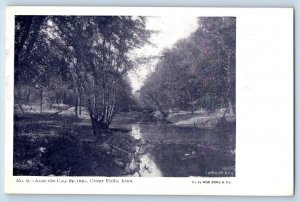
[13,106,235,177]
[13,112,145,176]
[157,109,236,129]
[15,104,236,129]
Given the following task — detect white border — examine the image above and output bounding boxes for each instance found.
[5,7,294,195]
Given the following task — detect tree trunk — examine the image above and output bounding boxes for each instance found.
[74,91,79,117]
[39,88,43,114]
[79,92,82,116]
[75,105,78,117]
[89,105,114,138]
[145,92,168,120]
[26,86,31,104]
[184,86,195,114]
[228,100,234,115]
[17,85,22,102]
[225,53,235,116]
[90,116,109,137]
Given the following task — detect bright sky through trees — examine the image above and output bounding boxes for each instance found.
[128,16,198,92]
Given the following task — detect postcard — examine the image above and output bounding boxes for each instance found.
[5,6,294,195]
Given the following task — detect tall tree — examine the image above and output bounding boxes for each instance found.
[15,16,151,136]
[48,16,151,136]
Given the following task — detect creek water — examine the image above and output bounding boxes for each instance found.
[13,111,235,177]
[125,122,235,177]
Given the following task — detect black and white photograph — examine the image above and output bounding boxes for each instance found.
[5,7,293,196]
[13,14,236,177]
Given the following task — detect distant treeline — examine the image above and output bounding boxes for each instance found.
[139,17,236,117]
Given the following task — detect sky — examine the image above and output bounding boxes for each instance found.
[128,16,199,93]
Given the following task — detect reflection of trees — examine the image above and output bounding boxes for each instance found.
[132,124,235,177]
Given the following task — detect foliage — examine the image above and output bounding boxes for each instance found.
[140,17,236,114]
[14,16,152,135]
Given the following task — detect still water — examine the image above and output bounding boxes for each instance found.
[127,123,235,177]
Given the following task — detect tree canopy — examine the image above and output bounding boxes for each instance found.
[14,15,152,136]
[139,17,236,115]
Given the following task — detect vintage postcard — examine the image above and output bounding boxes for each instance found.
[5,7,294,195]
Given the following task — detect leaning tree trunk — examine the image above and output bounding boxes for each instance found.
[228,100,235,115]
[145,92,168,120]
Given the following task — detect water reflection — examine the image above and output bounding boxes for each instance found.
[128,153,163,177]
[129,123,235,177]
[129,124,162,177]
[131,124,142,140]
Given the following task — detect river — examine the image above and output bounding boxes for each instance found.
[13,110,235,177]
[118,121,235,177]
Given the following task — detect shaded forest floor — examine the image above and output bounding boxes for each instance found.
[13,112,145,176]
[13,105,236,177]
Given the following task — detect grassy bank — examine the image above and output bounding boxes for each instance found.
[168,110,236,129]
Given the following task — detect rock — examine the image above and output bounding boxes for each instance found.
[181,152,197,160]
[38,147,47,153]
[153,110,166,120]
[27,160,33,166]
[114,159,125,167]
[125,159,139,174]
[97,142,112,153]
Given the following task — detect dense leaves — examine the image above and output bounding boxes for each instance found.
[140,17,236,114]
[14,15,152,136]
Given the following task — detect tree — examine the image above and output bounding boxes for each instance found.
[45,16,151,136]
[14,16,152,136]
[14,16,61,113]
[198,17,236,114]
[139,17,236,115]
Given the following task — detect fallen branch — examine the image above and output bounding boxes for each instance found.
[108,143,131,155]
[49,106,74,117]
[17,103,25,114]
